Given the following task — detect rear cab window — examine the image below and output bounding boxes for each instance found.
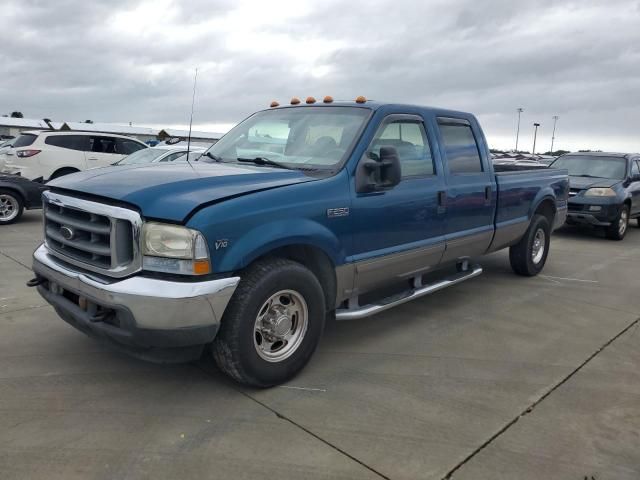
[437,118,484,174]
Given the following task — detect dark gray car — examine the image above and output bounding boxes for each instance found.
[551,152,640,240]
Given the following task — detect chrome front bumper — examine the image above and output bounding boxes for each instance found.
[32,244,240,359]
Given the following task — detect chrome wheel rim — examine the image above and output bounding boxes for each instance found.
[531,228,546,264]
[253,289,308,362]
[0,194,19,222]
[619,209,628,236]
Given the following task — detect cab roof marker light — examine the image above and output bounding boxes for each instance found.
[305,96,316,104]
[290,97,301,105]
[355,96,367,104]
[270,101,279,108]
[323,96,334,103]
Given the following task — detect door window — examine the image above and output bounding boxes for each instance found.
[45,135,87,151]
[438,120,484,174]
[116,138,146,155]
[89,136,117,154]
[631,160,639,176]
[367,119,434,178]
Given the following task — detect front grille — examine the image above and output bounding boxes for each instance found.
[42,191,142,277]
[568,203,585,212]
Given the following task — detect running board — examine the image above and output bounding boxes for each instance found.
[335,265,483,321]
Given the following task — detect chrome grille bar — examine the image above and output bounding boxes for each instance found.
[42,191,143,278]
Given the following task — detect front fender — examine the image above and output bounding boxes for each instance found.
[216,218,344,272]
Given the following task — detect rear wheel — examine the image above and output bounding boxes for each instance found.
[605,205,629,240]
[509,214,550,276]
[212,258,326,387]
[0,189,24,225]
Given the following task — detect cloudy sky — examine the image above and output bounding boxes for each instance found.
[1,0,639,152]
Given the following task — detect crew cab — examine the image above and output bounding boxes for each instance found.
[29,99,569,387]
[551,152,640,240]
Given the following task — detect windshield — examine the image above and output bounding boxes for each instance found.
[116,148,170,165]
[202,106,370,171]
[551,155,627,180]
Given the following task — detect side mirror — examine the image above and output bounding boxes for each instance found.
[356,146,402,193]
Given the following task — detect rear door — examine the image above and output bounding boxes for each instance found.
[350,114,447,293]
[86,136,122,167]
[436,117,496,263]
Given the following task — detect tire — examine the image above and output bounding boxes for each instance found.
[0,189,24,225]
[49,168,79,180]
[212,258,326,387]
[509,214,551,276]
[605,204,629,241]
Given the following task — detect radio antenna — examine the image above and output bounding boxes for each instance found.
[185,67,198,170]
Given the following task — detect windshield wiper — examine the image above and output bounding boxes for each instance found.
[236,157,291,170]
[202,151,223,162]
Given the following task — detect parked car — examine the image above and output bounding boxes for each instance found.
[1,130,148,182]
[114,144,206,166]
[550,152,640,240]
[0,173,48,224]
[29,100,569,387]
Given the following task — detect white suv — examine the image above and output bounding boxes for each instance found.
[1,131,148,181]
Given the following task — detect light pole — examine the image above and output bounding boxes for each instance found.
[515,108,524,152]
[532,123,540,155]
[550,115,559,154]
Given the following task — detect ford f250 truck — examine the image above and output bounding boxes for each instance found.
[29,99,569,387]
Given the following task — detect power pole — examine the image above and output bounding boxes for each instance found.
[550,116,559,154]
[515,108,524,152]
[532,123,541,155]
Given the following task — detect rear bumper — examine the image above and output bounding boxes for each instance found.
[32,244,240,362]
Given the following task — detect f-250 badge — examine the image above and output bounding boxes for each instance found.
[215,239,229,250]
[327,207,350,218]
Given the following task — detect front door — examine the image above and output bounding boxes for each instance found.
[350,114,447,293]
[435,117,496,263]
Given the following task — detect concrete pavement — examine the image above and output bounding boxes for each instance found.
[1,209,639,479]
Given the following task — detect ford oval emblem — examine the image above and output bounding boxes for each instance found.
[60,226,75,240]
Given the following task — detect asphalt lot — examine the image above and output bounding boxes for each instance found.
[1,210,639,480]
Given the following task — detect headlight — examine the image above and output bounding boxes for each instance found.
[584,187,616,197]
[142,222,211,275]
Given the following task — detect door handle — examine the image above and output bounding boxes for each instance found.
[88,157,99,161]
[484,186,492,204]
[437,190,447,213]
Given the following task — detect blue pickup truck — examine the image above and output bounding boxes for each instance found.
[30,99,569,386]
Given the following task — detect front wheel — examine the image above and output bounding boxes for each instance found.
[212,258,326,387]
[509,214,551,276]
[0,189,24,225]
[606,205,629,240]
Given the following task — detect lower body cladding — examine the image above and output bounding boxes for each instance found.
[31,244,240,363]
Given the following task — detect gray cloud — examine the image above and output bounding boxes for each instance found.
[1,0,639,151]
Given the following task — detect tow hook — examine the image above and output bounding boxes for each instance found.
[26,276,46,288]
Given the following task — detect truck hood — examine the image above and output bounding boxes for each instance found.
[49,163,316,222]
[569,176,620,190]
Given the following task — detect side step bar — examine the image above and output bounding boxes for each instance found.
[335,264,483,321]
